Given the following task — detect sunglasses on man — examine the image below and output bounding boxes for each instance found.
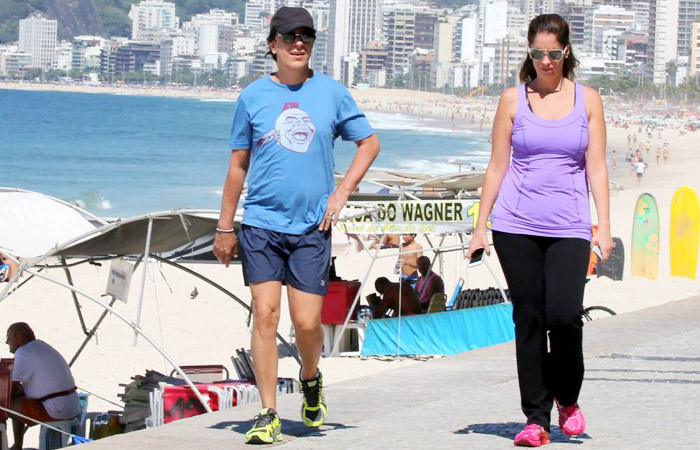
[277,32,315,44]
[528,48,567,61]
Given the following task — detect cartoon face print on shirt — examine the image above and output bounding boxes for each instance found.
[258,102,316,153]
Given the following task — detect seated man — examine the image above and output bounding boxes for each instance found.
[369,233,400,249]
[6,322,81,450]
[367,277,422,319]
[415,256,445,312]
[396,234,423,288]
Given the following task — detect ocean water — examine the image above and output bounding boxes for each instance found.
[0,88,489,217]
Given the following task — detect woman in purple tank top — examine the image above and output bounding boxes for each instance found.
[467,14,613,447]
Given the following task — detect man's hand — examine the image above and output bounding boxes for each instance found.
[319,189,351,231]
[213,232,238,267]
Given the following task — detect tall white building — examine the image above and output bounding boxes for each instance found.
[457,15,479,63]
[245,0,281,30]
[632,0,650,32]
[584,6,635,53]
[18,13,57,71]
[129,0,180,42]
[185,8,238,29]
[690,21,700,78]
[678,0,700,63]
[483,1,508,45]
[328,0,381,82]
[647,0,679,83]
[432,15,460,89]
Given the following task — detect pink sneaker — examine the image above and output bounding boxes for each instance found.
[513,424,551,447]
[556,401,586,436]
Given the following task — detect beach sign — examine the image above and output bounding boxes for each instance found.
[105,258,135,302]
[670,186,699,279]
[336,199,480,234]
[631,193,659,279]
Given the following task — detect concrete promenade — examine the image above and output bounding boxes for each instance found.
[83,296,700,449]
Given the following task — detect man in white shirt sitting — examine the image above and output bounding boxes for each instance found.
[5,322,80,450]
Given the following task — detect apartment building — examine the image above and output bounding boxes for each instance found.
[18,13,57,70]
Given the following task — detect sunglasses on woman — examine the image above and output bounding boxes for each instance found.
[528,48,566,61]
[277,32,315,44]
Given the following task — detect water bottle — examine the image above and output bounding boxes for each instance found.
[394,259,401,275]
[0,264,9,282]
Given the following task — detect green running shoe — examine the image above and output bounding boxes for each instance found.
[300,370,328,427]
[245,408,282,444]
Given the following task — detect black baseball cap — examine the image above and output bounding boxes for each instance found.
[270,7,315,34]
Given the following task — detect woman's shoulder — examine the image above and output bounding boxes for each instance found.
[580,84,602,104]
[500,85,520,102]
[496,86,520,118]
[579,83,604,116]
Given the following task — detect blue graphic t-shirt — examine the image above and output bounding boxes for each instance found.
[228,72,374,234]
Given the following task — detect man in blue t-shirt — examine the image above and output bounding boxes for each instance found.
[213,7,380,445]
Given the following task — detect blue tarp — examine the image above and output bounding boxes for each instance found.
[361,303,515,356]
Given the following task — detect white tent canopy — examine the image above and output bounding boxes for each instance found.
[0,188,106,257]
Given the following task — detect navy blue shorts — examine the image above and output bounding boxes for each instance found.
[238,224,331,296]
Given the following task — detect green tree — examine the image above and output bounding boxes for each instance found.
[238,73,262,87]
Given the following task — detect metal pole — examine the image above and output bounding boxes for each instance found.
[69,297,118,367]
[330,233,386,356]
[61,258,89,336]
[151,255,301,366]
[133,217,154,345]
[25,268,213,414]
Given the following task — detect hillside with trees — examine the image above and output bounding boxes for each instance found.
[0,0,247,43]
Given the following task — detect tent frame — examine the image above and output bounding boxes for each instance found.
[329,175,508,356]
[0,206,300,417]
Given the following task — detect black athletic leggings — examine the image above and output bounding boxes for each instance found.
[492,231,590,430]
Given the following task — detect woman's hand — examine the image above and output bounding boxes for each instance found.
[467,229,491,258]
[591,227,613,261]
[213,232,238,267]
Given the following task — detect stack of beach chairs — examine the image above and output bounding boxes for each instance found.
[453,288,511,310]
[119,370,185,432]
[118,354,299,431]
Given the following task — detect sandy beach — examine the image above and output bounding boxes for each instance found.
[2,80,700,447]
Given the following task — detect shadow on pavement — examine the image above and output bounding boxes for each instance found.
[209,418,356,438]
[455,422,590,444]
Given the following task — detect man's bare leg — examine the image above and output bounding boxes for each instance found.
[10,397,26,450]
[249,281,283,410]
[287,286,324,380]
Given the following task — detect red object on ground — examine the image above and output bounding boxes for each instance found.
[0,358,14,421]
[321,281,361,324]
[162,382,254,424]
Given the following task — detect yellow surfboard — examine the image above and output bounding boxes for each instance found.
[670,186,700,279]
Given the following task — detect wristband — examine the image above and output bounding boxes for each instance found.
[216,227,235,233]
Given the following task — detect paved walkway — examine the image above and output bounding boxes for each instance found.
[83,296,700,449]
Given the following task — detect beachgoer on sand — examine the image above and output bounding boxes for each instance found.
[213,6,379,445]
[468,14,612,447]
[635,159,648,185]
[415,256,445,312]
[396,234,423,288]
[6,322,81,450]
[367,277,422,318]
